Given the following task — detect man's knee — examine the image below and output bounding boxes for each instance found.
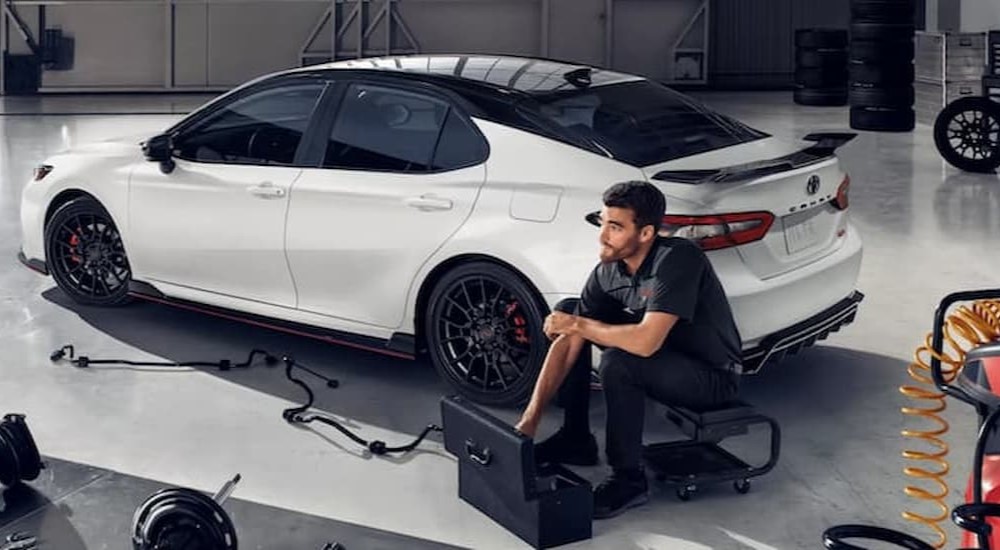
[553,298,579,315]
[599,348,633,389]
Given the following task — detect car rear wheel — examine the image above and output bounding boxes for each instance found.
[425,262,548,407]
[44,196,132,306]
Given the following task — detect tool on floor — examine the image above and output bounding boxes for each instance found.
[0,414,44,489]
[821,289,1000,549]
[0,532,37,550]
[131,473,350,550]
[50,344,281,373]
[641,400,780,501]
[132,474,242,550]
[280,355,442,456]
[48,345,442,457]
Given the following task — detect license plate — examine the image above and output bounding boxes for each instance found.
[783,213,821,254]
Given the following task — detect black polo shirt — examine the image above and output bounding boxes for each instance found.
[576,236,743,369]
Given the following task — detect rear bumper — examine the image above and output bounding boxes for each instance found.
[17,249,48,275]
[741,290,864,374]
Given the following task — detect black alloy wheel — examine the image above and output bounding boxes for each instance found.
[934,97,1000,173]
[425,262,547,407]
[44,196,132,306]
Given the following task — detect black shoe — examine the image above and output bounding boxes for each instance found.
[593,470,649,519]
[533,429,598,467]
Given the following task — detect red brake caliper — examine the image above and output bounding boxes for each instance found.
[68,233,82,264]
[504,302,530,345]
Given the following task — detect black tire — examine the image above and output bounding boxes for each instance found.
[933,96,1000,173]
[0,416,41,482]
[795,67,849,88]
[424,262,548,407]
[850,106,915,131]
[796,49,848,69]
[44,196,132,307]
[851,0,915,23]
[849,85,914,107]
[850,22,915,42]
[795,29,848,49]
[0,427,18,486]
[849,39,914,62]
[795,87,848,106]
[849,62,914,86]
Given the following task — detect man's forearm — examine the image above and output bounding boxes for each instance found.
[571,317,657,357]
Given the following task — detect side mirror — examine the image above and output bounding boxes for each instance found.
[141,134,176,174]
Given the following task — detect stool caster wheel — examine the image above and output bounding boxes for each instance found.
[677,485,696,501]
[734,479,751,494]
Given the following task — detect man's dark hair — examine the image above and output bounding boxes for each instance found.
[602,181,666,232]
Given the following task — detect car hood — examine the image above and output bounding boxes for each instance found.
[57,133,150,158]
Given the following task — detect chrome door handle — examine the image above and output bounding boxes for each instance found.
[404,195,453,211]
[248,183,285,198]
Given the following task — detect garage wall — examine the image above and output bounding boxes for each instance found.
[4,0,708,93]
[958,0,1000,33]
[709,0,929,89]
[709,0,851,89]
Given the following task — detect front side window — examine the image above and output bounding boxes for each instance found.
[323,83,452,172]
[174,81,326,166]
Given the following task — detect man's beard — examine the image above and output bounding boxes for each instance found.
[599,240,637,263]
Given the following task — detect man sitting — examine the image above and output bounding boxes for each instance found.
[515,180,743,519]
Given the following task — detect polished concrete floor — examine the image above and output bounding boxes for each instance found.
[0,92,998,549]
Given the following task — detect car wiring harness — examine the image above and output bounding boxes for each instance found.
[49,344,442,457]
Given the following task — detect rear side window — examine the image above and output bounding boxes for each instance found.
[529,80,769,166]
[431,110,488,170]
[323,83,486,173]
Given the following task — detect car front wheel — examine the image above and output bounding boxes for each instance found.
[44,196,132,306]
[425,262,548,407]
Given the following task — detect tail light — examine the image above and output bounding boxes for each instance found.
[32,164,53,182]
[662,211,775,251]
[833,174,850,210]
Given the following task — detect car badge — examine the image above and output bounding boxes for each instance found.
[806,175,820,195]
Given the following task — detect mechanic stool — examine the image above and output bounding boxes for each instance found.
[642,400,781,501]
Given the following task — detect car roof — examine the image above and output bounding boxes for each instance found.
[275,54,638,158]
[298,54,645,98]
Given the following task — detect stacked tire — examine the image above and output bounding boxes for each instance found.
[849,0,916,131]
[795,29,849,106]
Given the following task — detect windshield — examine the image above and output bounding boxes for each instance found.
[527,80,769,166]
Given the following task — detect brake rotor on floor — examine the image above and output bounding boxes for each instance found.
[0,414,44,488]
[132,476,241,550]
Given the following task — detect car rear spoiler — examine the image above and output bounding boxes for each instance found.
[651,132,857,185]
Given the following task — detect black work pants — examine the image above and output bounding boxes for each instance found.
[554,301,740,472]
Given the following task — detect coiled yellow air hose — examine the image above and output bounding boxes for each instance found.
[899,298,1000,548]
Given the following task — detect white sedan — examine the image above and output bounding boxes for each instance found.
[19,54,864,406]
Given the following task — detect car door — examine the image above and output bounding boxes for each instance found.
[285,79,488,328]
[128,77,329,308]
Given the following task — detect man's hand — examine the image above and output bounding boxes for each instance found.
[543,311,578,340]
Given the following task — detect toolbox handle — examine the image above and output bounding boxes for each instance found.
[465,439,492,466]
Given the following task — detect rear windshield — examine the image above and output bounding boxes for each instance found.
[527,80,769,166]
